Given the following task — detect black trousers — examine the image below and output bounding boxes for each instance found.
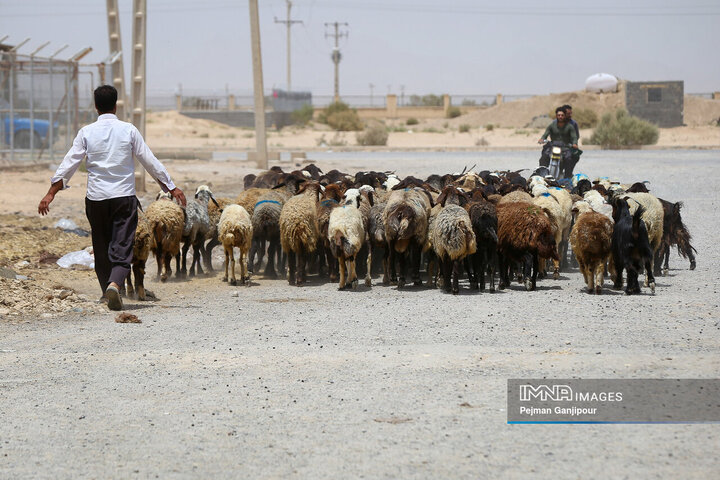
[85,196,138,294]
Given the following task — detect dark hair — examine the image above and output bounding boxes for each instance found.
[562,104,573,112]
[555,106,565,114]
[94,85,118,113]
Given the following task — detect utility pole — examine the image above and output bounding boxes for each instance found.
[324,21,348,103]
[106,0,127,121]
[131,0,147,191]
[369,83,374,106]
[249,0,268,168]
[274,0,302,92]
[400,85,405,107]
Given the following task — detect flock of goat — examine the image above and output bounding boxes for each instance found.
[124,164,697,299]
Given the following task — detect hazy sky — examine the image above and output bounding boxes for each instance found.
[1,0,718,97]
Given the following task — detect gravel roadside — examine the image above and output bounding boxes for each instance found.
[1,149,719,478]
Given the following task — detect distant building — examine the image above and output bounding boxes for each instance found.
[625,81,683,127]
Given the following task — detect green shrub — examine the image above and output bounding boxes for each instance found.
[356,124,389,146]
[327,110,363,131]
[408,94,443,107]
[422,127,442,133]
[459,124,471,133]
[318,101,362,131]
[406,117,419,126]
[446,106,461,119]
[291,104,314,126]
[485,123,495,131]
[586,109,659,149]
[573,108,598,128]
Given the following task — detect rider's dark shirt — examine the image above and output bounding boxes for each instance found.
[541,121,578,145]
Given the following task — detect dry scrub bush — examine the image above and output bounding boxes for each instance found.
[318,101,363,131]
[446,106,462,119]
[356,124,389,146]
[586,109,659,149]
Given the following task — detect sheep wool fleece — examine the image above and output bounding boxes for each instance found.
[85,195,138,294]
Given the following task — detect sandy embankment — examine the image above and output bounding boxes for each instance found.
[145,90,720,152]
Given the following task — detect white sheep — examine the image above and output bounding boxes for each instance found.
[532,185,572,279]
[328,190,367,289]
[218,204,253,286]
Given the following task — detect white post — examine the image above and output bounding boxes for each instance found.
[249,0,268,169]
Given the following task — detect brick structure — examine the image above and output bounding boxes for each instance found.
[625,81,684,127]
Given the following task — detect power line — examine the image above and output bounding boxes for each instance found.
[274,0,303,91]
[324,21,348,102]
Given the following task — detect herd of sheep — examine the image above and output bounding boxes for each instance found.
[124,164,697,298]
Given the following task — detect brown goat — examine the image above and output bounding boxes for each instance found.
[496,202,558,291]
[570,207,614,294]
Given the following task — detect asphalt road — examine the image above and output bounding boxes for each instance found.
[1,149,719,479]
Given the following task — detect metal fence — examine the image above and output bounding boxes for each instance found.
[152,91,541,112]
[0,50,97,166]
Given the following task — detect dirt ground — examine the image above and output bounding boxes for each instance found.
[1,149,719,478]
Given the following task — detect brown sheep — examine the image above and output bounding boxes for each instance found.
[383,187,432,288]
[279,181,323,285]
[570,202,614,294]
[125,209,152,300]
[144,196,185,282]
[236,188,271,216]
[496,201,558,291]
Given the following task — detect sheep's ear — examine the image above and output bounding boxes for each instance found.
[210,194,220,209]
[355,195,361,209]
[272,182,286,190]
[367,191,374,207]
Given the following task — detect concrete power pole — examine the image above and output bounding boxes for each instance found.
[105,0,127,121]
[274,0,302,92]
[131,0,147,191]
[249,0,268,169]
[324,22,348,103]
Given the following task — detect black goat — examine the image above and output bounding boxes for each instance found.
[655,199,697,274]
[611,197,656,295]
[465,197,498,292]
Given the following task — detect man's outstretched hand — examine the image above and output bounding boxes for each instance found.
[170,187,187,207]
[38,181,63,216]
[38,192,55,216]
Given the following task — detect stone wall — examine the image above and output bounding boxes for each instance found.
[625,81,684,127]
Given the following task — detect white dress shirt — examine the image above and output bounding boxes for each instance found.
[51,113,176,201]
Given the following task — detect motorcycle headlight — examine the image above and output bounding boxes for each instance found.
[552,146,562,155]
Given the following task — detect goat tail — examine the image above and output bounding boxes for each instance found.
[486,226,498,243]
[224,232,235,244]
[632,204,645,230]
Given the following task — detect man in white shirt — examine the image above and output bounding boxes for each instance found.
[38,85,186,311]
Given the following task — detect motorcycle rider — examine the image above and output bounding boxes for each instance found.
[537,107,578,176]
[562,104,581,177]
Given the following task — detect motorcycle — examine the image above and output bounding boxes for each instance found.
[538,140,571,179]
